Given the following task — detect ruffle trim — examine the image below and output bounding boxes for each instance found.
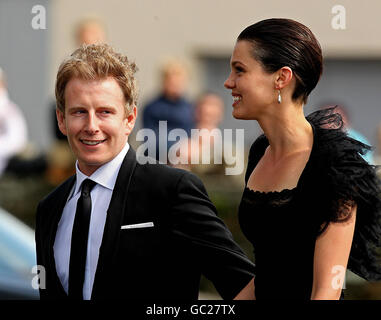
[306,106,381,281]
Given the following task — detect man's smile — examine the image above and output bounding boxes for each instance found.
[80,139,107,146]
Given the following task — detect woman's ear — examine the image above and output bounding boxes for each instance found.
[275,66,293,89]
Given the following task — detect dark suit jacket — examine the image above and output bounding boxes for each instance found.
[35,147,255,300]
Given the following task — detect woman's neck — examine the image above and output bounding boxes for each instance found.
[257,103,313,163]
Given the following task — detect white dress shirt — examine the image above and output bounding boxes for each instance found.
[54,142,130,299]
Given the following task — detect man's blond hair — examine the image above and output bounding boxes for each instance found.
[55,44,138,115]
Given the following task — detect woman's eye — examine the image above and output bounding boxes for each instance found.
[235,67,244,73]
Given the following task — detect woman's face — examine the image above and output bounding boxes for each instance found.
[224,40,277,120]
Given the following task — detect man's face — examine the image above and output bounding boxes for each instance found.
[196,95,224,128]
[77,23,106,45]
[163,69,187,100]
[57,76,136,176]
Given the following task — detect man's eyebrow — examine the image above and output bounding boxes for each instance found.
[67,105,86,110]
[98,105,117,110]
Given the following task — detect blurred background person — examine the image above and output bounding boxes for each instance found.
[175,92,243,191]
[0,67,47,230]
[75,17,107,45]
[195,93,224,133]
[178,92,226,174]
[0,67,42,300]
[0,67,28,176]
[322,104,374,164]
[46,17,107,185]
[142,58,195,161]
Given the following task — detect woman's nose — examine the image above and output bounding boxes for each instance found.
[224,73,234,89]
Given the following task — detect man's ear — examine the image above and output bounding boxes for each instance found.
[275,66,293,90]
[56,109,67,136]
[125,105,137,136]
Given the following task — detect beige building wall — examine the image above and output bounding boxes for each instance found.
[49,0,381,107]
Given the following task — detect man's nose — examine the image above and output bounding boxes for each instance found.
[85,112,99,133]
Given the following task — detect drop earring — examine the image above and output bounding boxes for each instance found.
[277,90,282,104]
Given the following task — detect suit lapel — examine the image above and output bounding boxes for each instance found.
[47,175,75,296]
[91,147,137,298]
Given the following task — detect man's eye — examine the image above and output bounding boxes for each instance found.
[235,67,244,73]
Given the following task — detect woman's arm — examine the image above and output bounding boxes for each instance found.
[311,205,357,300]
[234,277,255,300]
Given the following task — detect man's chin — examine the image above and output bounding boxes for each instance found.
[77,158,110,175]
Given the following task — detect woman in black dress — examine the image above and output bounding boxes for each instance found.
[224,18,381,299]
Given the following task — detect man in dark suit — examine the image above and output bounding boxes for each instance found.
[35,44,255,300]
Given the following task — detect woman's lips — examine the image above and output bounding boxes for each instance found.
[232,94,242,106]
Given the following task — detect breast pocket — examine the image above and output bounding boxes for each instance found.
[118,226,161,260]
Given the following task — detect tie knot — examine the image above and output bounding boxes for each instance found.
[81,179,96,196]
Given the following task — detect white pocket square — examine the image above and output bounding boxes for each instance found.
[121,222,154,230]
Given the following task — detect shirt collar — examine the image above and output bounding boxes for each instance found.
[71,142,130,199]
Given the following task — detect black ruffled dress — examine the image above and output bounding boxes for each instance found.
[239,107,381,299]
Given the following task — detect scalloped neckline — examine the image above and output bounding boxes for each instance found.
[244,186,297,196]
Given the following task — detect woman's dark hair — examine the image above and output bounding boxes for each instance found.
[237,18,323,104]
